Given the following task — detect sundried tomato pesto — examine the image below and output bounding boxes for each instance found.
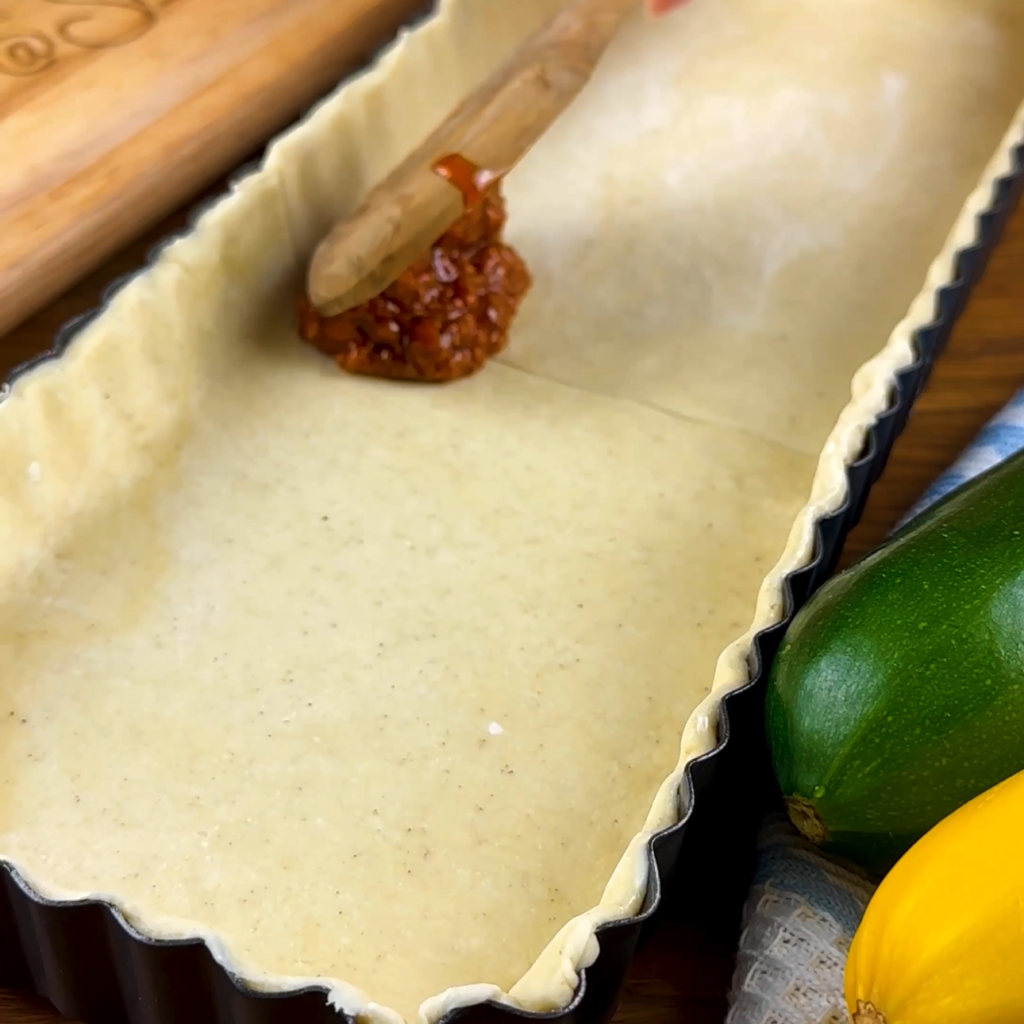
[297,156,531,383]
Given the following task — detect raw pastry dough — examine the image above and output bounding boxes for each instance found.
[0,1,1022,1023]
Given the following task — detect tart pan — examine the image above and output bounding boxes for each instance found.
[2,142,1020,1024]
[1,2,1023,1023]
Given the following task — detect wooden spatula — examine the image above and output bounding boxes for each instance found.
[306,0,640,317]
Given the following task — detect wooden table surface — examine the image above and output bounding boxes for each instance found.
[1,183,1022,1024]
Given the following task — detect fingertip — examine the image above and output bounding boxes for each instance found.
[645,0,689,15]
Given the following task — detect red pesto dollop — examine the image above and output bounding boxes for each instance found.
[296,155,532,383]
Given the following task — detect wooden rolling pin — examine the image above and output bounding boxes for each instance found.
[307,0,640,317]
[0,0,430,339]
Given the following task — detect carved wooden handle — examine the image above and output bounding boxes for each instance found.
[307,0,640,315]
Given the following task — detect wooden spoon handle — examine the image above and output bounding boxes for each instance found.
[308,0,640,316]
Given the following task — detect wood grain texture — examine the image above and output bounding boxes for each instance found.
[0,178,1022,1024]
[0,0,429,338]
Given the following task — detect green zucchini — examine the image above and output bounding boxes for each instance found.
[766,447,1024,873]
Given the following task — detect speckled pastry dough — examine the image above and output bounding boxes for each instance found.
[1,1,1022,1022]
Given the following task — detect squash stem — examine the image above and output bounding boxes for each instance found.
[785,795,827,844]
[852,1001,886,1024]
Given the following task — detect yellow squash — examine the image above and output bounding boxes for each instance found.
[845,767,1024,1024]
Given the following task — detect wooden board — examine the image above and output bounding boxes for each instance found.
[1,181,1023,1024]
[0,0,429,338]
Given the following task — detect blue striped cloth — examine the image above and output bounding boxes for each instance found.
[726,386,1024,1024]
[897,387,1024,526]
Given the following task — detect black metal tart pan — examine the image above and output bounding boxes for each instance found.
[1,13,1022,1024]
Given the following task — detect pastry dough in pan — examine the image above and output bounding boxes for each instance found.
[0,1,1022,1022]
